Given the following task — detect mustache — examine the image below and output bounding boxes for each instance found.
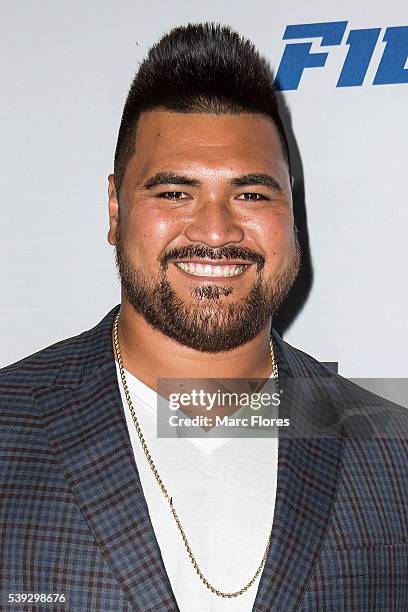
[160,245,265,270]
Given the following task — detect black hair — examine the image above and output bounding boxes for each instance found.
[114,22,291,195]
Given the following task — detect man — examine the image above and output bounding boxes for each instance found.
[1,23,407,612]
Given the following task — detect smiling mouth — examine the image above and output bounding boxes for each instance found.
[174,261,252,278]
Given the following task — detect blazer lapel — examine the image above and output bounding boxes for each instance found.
[252,332,344,611]
[33,304,179,611]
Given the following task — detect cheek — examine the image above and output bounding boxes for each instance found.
[256,216,297,266]
[127,208,183,260]
[251,212,294,247]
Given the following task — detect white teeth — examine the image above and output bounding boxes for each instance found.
[175,262,247,277]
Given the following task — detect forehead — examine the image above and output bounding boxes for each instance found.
[129,110,287,179]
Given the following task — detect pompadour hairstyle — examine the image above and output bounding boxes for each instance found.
[114,23,291,195]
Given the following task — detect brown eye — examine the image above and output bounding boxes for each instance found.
[237,193,268,201]
[158,191,189,200]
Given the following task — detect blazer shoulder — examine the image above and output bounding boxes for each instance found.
[0,305,120,395]
[278,335,408,436]
[274,332,338,378]
[0,305,119,390]
[0,331,84,389]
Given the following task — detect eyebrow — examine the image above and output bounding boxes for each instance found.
[230,173,283,192]
[142,172,200,189]
[141,171,283,192]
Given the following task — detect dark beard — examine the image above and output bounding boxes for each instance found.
[114,225,301,353]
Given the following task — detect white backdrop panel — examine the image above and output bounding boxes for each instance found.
[1,0,407,376]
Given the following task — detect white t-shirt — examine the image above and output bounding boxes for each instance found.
[115,363,278,612]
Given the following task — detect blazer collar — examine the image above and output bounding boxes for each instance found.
[34,304,344,611]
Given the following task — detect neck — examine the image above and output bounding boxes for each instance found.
[112,299,274,393]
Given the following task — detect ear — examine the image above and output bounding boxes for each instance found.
[107,174,119,246]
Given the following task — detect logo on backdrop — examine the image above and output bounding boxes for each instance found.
[275,21,408,90]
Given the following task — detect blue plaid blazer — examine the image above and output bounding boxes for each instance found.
[1,304,408,611]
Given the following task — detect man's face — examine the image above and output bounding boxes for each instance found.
[108,110,300,352]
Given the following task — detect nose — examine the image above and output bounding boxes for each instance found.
[183,200,244,247]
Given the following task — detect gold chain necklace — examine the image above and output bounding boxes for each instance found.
[113,311,278,598]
